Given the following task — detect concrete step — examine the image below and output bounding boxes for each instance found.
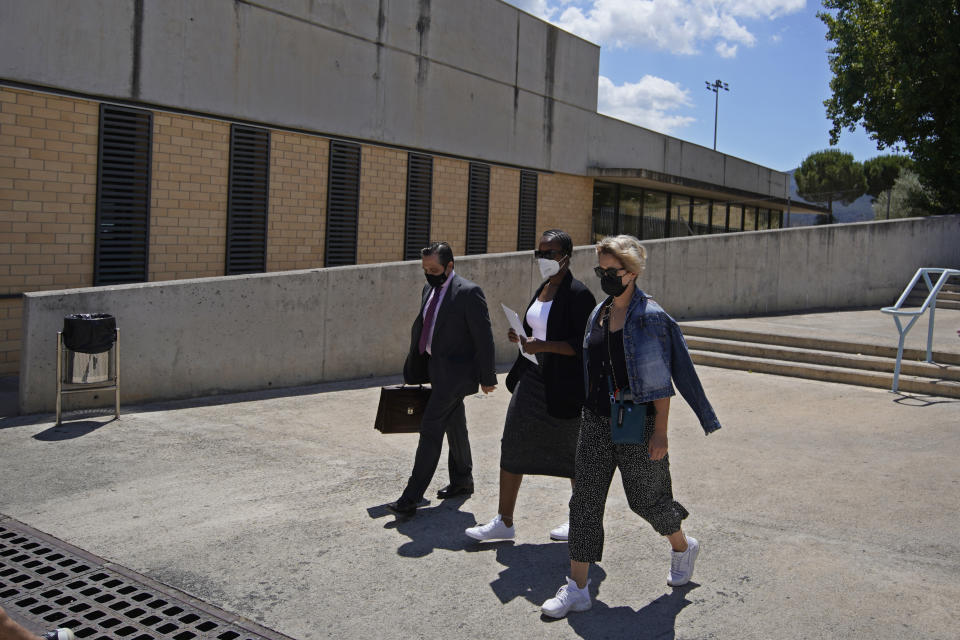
[906,301,960,311]
[906,291,960,301]
[680,324,960,366]
[689,350,960,398]
[684,336,960,382]
[904,293,960,309]
[906,288,960,297]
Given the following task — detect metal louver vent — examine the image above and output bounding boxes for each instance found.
[404,153,433,260]
[226,125,270,275]
[466,163,490,255]
[94,105,152,286]
[517,170,538,250]
[325,141,361,266]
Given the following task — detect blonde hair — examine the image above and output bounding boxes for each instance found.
[596,234,647,276]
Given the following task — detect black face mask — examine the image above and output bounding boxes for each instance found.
[425,270,449,288]
[599,273,628,297]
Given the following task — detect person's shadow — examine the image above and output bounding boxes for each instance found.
[480,541,697,639]
[566,583,699,639]
[468,541,600,607]
[367,496,477,557]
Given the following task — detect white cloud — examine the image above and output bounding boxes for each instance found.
[715,41,739,57]
[509,0,806,57]
[720,0,806,20]
[597,75,695,133]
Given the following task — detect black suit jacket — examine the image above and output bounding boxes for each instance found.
[403,273,497,398]
[505,270,596,418]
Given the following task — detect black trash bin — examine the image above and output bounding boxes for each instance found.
[63,313,116,353]
[61,314,116,384]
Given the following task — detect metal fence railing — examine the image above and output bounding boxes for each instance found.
[880,267,960,392]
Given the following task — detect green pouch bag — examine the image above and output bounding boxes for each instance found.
[608,377,647,444]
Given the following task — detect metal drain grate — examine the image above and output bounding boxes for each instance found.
[0,519,292,640]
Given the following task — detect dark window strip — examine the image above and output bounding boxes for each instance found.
[94,104,152,286]
[325,141,361,267]
[517,170,538,251]
[466,163,490,255]
[226,125,270,275]
[404,153,433,260]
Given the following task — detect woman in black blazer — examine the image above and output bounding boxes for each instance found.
[465,230,596,542]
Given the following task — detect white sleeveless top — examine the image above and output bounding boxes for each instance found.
[525,298,552,341]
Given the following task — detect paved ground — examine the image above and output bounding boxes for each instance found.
[2,308,960,639]
[2,348,959,639]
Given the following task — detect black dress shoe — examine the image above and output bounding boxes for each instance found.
[437,483,474,499]
[386,499,417,517]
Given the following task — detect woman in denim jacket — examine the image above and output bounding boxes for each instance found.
[542,235,721,619]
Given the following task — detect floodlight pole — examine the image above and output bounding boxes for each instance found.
[705,79,729,151]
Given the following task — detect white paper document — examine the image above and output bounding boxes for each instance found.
[501,303,538,365]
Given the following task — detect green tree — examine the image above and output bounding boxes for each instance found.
[794,149,866,224]
[871,169,932,220]
[820,1,960,211]
[863,154,913,219]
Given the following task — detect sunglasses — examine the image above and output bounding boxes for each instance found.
[534,249,564,259]
[593,266,626,279]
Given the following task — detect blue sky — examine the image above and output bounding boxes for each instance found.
[501,0,883,172]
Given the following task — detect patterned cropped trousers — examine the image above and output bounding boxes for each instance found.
[568,406,689,563]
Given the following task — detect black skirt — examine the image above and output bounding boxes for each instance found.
[500,364,580,478]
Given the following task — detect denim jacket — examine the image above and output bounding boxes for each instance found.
[582,287,721,435]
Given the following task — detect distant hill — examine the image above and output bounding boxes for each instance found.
[786,168,875,226]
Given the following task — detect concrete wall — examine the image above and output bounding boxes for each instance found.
[587,115,789,197]
[19,216,960,413]
[643,216,958,318]
[0,0,786,194]
[0,0,597,175]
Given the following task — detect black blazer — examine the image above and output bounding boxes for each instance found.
[505,270,596,418]
[403,273,497,398]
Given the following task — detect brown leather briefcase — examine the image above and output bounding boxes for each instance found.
[374,385,431,433]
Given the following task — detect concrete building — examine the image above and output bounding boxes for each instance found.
[0,0,820,375]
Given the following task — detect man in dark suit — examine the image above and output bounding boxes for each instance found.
[387,242,497,517]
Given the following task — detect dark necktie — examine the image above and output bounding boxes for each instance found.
[418,287,441,354]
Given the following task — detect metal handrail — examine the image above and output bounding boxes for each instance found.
[881,267,960,392]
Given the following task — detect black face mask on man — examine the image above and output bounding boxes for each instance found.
[425,269,449,288]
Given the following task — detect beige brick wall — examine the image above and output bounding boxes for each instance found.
[358,145,406,264]
[149,114,229,281]
[431,157,469,257]
[537,172,594,246]
[0,298,22,375]
[0,86,599,375]
[268,132,328,271]
[0,88,98,294]
[487,166,520,254]
[0,87,100,374]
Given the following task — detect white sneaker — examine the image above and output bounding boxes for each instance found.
[465,514,515,541]
[541,577,592,618]
[549,521,569,541]
[667,536,700,586]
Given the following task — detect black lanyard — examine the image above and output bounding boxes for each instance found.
[602,303,622,400]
